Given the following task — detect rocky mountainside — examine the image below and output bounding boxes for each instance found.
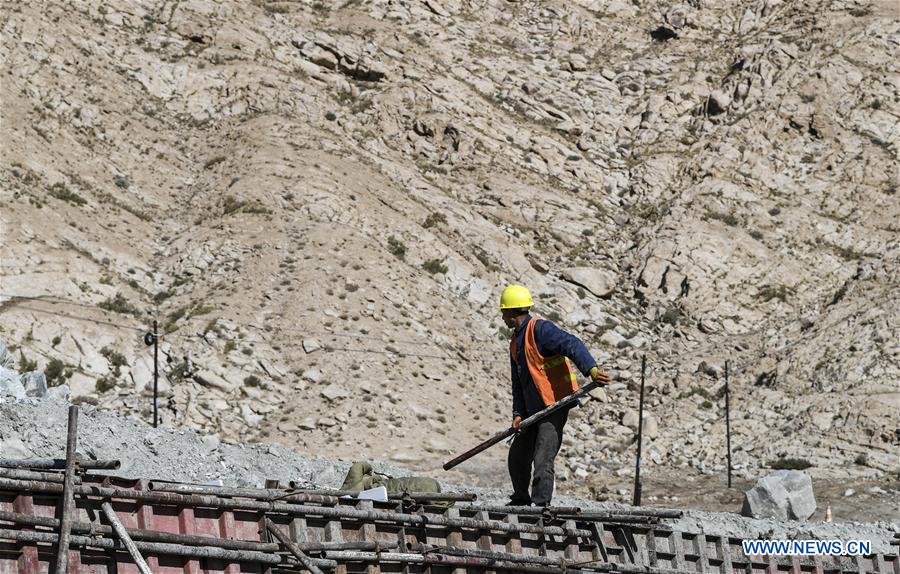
[1,0,897,508]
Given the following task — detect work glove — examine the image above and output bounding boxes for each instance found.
[590,366,611,385]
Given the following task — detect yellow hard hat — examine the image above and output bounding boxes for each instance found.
[499,285,534,309]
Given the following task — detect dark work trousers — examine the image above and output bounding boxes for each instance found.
[507,408,569,506]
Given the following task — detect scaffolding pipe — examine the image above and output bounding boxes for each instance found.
[0,509,398,553]
[54,405,79,574]
[0,527,292,566]
[265,518,325,574]
[284,485,476,502]
[0,458,120,470]
[101,502,152,574]
[146,481,339,504]
[0,467,79,484]
[0,477,588,538]
[457,504,583,516]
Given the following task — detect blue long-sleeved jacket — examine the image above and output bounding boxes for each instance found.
[510,315,597,418]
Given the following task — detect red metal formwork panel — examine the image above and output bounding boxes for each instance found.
[0,477,270,574]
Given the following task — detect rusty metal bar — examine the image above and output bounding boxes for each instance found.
[0,467,79,484]
[147,481,339,504]
[265,518,325,574]
[101,501,152,574]
[0,458,120,470]
[458,504,583,516]
[559,509,684,520]
[284,485,476,502]
[443,381,601,470]
[322,551,573,573]
[0,509,398,554]
[409,543,699,573]
[0,477,588,538]
[0,527,298,566]
[54,405,79,574]
[0,477,335,509]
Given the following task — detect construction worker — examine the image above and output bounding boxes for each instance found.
[500,285,610,507]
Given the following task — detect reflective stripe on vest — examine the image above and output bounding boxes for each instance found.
[510,318,579,407]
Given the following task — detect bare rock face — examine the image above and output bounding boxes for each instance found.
[741,470,817,521]
[561,267,617,299]
[0,0,897,496]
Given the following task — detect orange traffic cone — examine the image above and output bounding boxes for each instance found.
[824,503,833,522]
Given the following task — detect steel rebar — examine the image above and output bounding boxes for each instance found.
[0,458,120,470]
[146,481,339,505]
[101,502,152,574]
[444,381,601,470]
[559,509,684,520]
[54,405,79,574]
[457,504,583,516]
[284,485,476,502]
[408,543,693,573]
[0,467,79,484]
[0,527,291,566]
[0,477,588,538]
[0,509,397,554]
[265,518,324,574]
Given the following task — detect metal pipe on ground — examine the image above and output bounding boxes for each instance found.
[0,477,588,538]
[101,502,152,574]
[265,518,324,574]
[54,405,79,574]
[0,458,120,470]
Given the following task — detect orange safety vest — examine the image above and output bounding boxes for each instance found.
[510,318,579,407]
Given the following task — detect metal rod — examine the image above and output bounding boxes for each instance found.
[408,543,692,573]
[153,319,159,428]
[283,487,476,503]
[54,405,79,574]
[444,381,601,470]
[0,508,280,551]
[101,502,152,574]
[555,509,683,520]
[0,458,120,470]
[147,481,339,504]
[633,355,646,507]
[457,504,583,516]
[0,527,293,566]
[0,509,391,553]
[725,359,732,489]
[322,551,567,573]
[0,477,589,538]
[554,514,659,525]
[0,467,80,484]
[265,518,325,574]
